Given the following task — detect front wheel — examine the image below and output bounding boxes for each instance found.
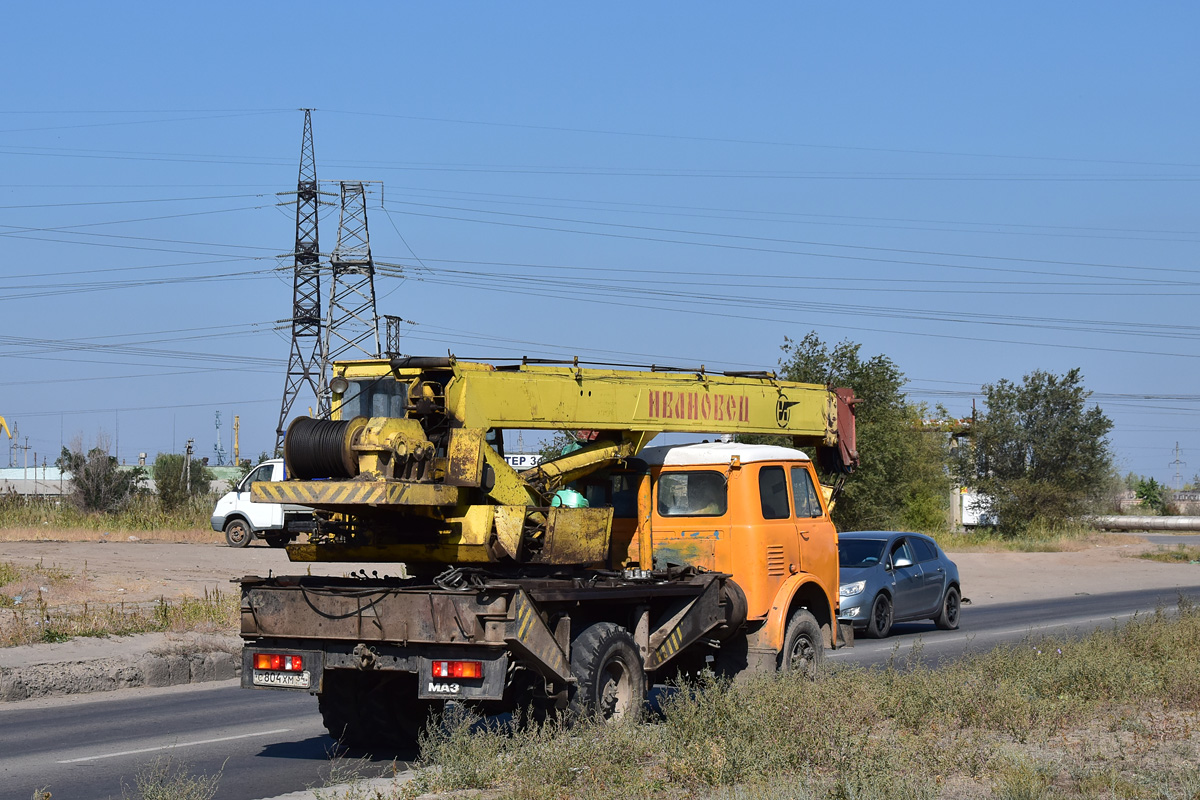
[866,593,893,639]
[224,519,252,548]
[934,586,961,630]
[568,622,646,721]
[778,609,824,678]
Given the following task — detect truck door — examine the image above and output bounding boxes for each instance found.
[753,465,800,618]
[789,465,836,594]
[242,463,282,531]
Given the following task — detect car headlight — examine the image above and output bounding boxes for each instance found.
[839,580,866,598]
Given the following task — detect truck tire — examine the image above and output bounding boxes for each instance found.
[264,534,289,548]
[224,519,252,548]
[318,671,435,751]
[934,586,961,630]
[778,609,824,678]
[568,622,646,722]
[866,593,893,639]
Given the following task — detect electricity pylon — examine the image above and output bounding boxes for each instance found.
[274,109,326,454]
[319,181,381,415]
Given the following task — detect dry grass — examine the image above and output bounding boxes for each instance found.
[121,755,222,800]
[398,599,1200,800]
[0,493,215,535]
[935,526,1145,553]
[0,558,238,646]
[0,525,221,544]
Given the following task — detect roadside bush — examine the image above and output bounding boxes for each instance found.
[56,440,145,513]
[0,492,214,533]
[152,452,214,511]
[411,601,1200,800]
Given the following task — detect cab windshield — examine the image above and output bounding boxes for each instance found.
[337,378,408,419]
[838,539,887,568]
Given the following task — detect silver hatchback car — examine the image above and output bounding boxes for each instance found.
[837,531,962,638]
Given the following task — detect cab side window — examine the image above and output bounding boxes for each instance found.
[758,466,791,520]
[241,465,273,492]
[789,466,823,518]
[658,471,727,517]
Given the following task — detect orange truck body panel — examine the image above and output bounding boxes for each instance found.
[624,451,840,647]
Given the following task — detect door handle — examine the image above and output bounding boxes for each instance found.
[798,530,810,540]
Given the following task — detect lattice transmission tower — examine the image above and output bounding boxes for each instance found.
[274,109,327,454]
[319,181,381,415]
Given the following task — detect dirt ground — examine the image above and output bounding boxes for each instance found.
[0,534,1198,609]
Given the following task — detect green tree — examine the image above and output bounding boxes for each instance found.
[153,452,215,510]
[956,368,1113,534]
[56,441,144,513]
[768,332,952,531]
[1135,477,1167,515]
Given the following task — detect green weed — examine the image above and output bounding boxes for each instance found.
[1138,545,1200,564]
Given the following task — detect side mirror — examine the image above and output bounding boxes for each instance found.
[893,556,913,569]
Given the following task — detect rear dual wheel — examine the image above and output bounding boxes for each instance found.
[568,622,647,721]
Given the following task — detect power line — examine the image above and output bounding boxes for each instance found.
[321,109,1200,170]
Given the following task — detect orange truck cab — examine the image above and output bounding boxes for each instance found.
[599,441,843,670]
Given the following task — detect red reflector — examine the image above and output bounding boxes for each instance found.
[432,660,482,679]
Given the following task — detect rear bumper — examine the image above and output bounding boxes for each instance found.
[241,641,509,700]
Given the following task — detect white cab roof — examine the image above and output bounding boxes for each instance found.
[637,442,810,467]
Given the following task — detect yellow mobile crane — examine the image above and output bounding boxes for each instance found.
[0,417,10,440]
[240,356,858,746]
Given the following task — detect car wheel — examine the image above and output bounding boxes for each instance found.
[778,609,824,678]
[934,586,961,630]
[866,593,893,639]
[224,519,252,548]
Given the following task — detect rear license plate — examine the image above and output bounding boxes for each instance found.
[252,669,311,689]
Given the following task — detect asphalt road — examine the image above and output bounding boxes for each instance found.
[4,583,1199,800]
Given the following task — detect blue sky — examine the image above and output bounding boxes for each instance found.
[2,3,1197,485]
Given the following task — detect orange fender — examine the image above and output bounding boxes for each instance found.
[756,573,838,653]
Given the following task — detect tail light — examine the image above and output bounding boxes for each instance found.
[432,660,482,679]
[254,653,304,671]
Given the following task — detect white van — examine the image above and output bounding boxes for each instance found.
[210,459,315,547]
